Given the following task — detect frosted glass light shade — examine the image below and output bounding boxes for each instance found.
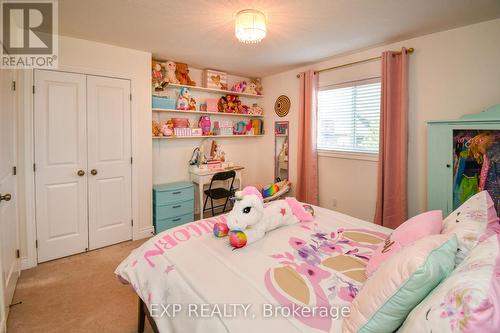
[235,9,266,44]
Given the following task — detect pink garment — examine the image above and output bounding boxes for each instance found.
[365,210,443,277]
[374,48,409,229]
[296,70,319,205]
[479,155,490,191]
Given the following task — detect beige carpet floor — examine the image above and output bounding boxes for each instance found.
[7,239,154,333]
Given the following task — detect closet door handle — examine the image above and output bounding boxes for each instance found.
[446,164,451,168]
[90,169,98,176]
[0,193,11,202]
[77,170,85,176]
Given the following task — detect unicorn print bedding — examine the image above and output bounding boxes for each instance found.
[115,206,391,333]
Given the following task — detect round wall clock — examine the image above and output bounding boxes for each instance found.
[274,95,290,117]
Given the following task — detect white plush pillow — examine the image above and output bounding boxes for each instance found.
[442,191,500,265]
[399,233,500,333]
[343,234,457,333]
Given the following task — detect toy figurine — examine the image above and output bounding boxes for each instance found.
[176,87,191,110]
[189,97,197,111]
[163,60,179,84]
[231,81,247,93]
[199,116,211,135]
[152,63,165,91]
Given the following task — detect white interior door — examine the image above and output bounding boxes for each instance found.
[87,76,132,249]
[34,70,89,263]
[0,69,20,329]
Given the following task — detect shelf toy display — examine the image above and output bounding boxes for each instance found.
[176,87,192,110]
[203,69,228,90]
[152,120,161,137]
[175,62,196,86]
[218,94,241,113]
[151,63,164,91]
[251,78,263,95]
[152,120,174,137]
[212,186,314,248]
[188,97,197,111]
[233,121,248,135]
[238,104,249,114]
[199,116,211,135]
[164,60,179,84]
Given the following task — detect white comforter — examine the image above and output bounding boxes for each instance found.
[115,206,390,333]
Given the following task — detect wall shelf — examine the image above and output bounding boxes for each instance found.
[153,135,264,140]
[152,108,263,118]
[158,83,264,98]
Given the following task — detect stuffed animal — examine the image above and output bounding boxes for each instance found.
[152,63,165,91]
[175,62,196,86]
[251,78,263,95]
[218,95,241,113]
[231,81,247,93]
[243,81,258,95]
[152,120,162,136]
[163,60,179,84]
[213,186,314,248]
[189,97,197,111]
[160,120,173,136]
[176,87,191,110]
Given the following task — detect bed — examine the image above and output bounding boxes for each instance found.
[115,206,391,333]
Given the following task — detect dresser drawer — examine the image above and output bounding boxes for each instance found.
[154,213,193,233]
[154,200,194,219]
[154,186,193,205]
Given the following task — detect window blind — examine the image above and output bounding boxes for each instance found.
[317,80,381,153]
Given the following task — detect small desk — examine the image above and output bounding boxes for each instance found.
[189,166,244,219]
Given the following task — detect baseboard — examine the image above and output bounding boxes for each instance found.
[21,257,37,270]
[134,226,154,240]
[1,316,6,333]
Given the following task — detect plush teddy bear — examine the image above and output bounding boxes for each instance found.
[163,60,179,84]
[175,62,196,86]
[214,186,314,248]
[251,78,263,95]
[160,121,173,136]
[243,81,258,95]
[152,120,162,136]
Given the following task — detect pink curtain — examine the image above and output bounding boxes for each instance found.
[296,70,319,205]
[374,48,409,229]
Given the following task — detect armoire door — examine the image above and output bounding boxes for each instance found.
[0,68,20,326]
[34,70,89,263]
[87,76,132,249]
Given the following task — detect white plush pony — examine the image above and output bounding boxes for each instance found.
[215,186,314,248]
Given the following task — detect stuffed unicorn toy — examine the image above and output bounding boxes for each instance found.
[213,186,314,248]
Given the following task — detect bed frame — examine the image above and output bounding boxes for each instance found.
[138,297,159,333]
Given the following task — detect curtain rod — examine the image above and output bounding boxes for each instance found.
[296,47,414,78]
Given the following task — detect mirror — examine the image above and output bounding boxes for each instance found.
[274,121,289,181]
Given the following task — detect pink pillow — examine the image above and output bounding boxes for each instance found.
[365,210,443,277]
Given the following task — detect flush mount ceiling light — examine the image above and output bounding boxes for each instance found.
[235,9,266,44]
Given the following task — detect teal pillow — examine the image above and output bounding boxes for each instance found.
[343,234,458,333]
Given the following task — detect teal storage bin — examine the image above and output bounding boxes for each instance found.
[152,96,176,109]
[153,181,194,233]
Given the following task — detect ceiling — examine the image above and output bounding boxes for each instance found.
[59,0,500,77]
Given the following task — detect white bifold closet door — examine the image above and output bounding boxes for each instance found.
[34,70,132,263]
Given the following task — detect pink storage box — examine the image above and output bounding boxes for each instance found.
[172,118,190,128]
[206,99,218,112]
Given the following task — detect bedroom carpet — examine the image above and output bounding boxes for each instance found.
[7,239,154,333]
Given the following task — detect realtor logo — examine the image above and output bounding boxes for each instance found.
[1,0,58,68]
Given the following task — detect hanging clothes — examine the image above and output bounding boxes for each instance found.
[484,141,500,213]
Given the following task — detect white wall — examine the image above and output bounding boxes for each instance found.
[262,18,500,222]
[18,35,152,268]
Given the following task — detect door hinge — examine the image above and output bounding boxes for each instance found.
[12,166,17,175]
[35,240,38,248]
[130,157,133,164]
[131,219,134,226]
[32,85,35,94]
[33,163,36,172]
[11,81,16,91]
[16,249,20,258]
[129,93,132,101]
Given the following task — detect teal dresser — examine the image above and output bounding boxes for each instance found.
[153,181,194,233]
[427,105,500,217]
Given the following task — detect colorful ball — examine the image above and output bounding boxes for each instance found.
[213,223,229,237]
[303,204,315,217]
[229,230,247,248]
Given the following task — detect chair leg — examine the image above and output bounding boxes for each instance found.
[222,196,229,213]
[203,194,209,215]
[138,298,145,333]
[211,197,215,217]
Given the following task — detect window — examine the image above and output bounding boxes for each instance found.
[317,79,381,154]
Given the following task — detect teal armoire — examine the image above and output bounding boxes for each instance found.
[427,105,500,217]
